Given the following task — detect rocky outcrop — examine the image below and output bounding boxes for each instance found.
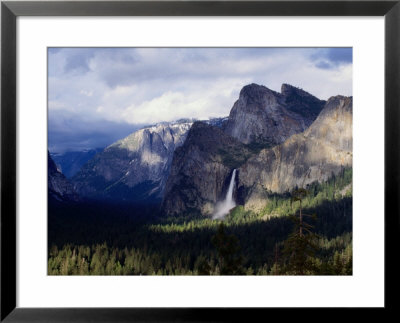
[72,121,192,203]
[237,96,352,210]
[162,122,252,216]
[162,84,346,216]
[67,83,350,216]
[48,151,79,202]
[223,83,325,145]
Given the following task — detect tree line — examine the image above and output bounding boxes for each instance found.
[48,168,352,275]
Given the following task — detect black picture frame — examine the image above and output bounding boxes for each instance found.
[1,0,399,321]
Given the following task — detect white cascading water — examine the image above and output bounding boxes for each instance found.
[212,169,237,219]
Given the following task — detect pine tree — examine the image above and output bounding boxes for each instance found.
[211,223,244,275]
[270,243,281,275]
[283,188,319,275]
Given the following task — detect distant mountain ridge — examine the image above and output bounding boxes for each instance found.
[48,151,79,202]
[71,115,234,203]
[51,148,103,178]
[72,120,193,203]
[63,83,351,216]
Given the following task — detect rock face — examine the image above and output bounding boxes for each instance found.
[223,83,325,145]
[66,82,350,217]
[48,151,79,202]
[162,122,252,215]
[72,121,192,203]
[162,83,339,216]
[51,148,103,178]
[237,96,352,210]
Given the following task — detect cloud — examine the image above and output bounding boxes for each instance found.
[48,47,352,152]
[326,48,352,64]
[48,110,141,153]
[312,48,352,70]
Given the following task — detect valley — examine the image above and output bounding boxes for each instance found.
[48,83,353,275]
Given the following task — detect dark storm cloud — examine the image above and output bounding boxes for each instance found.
[326,48,352,64]
[48,110,143,153]
[312,48,352,70]
[48,47,352,152]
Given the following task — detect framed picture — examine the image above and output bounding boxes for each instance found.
[1,0,398,321]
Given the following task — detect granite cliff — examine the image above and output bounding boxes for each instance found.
[237,95,352,211]
[163,83,331,215]
[66,83,351,216]
[223,83,325,145]
[72,121,192,203]
[162,122,252,215]
[48,151,79,202]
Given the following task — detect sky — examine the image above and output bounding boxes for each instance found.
[48,47,352,153]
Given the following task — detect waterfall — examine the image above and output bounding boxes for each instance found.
[212,169,237,219]
[225,169,237,205]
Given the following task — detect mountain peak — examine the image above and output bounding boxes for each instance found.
[281,83,316,99]
[319,95,352,117]
[326,95,351,103]
[224,83,325,145]
[240,83,279,99]
[72,120,192,203]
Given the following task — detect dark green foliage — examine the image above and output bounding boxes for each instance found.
[282,188,319,275]
[217,139,273,169]
[211,223,244,275]
[262,168,352,218]
[48,170,352,275]
[217,148,248,169]
[228,206,256,222]
[291,188,308,204]
[245,139,273,155]
[283,231,319,274]
[195,255,212,275]
[283,85,326,119]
